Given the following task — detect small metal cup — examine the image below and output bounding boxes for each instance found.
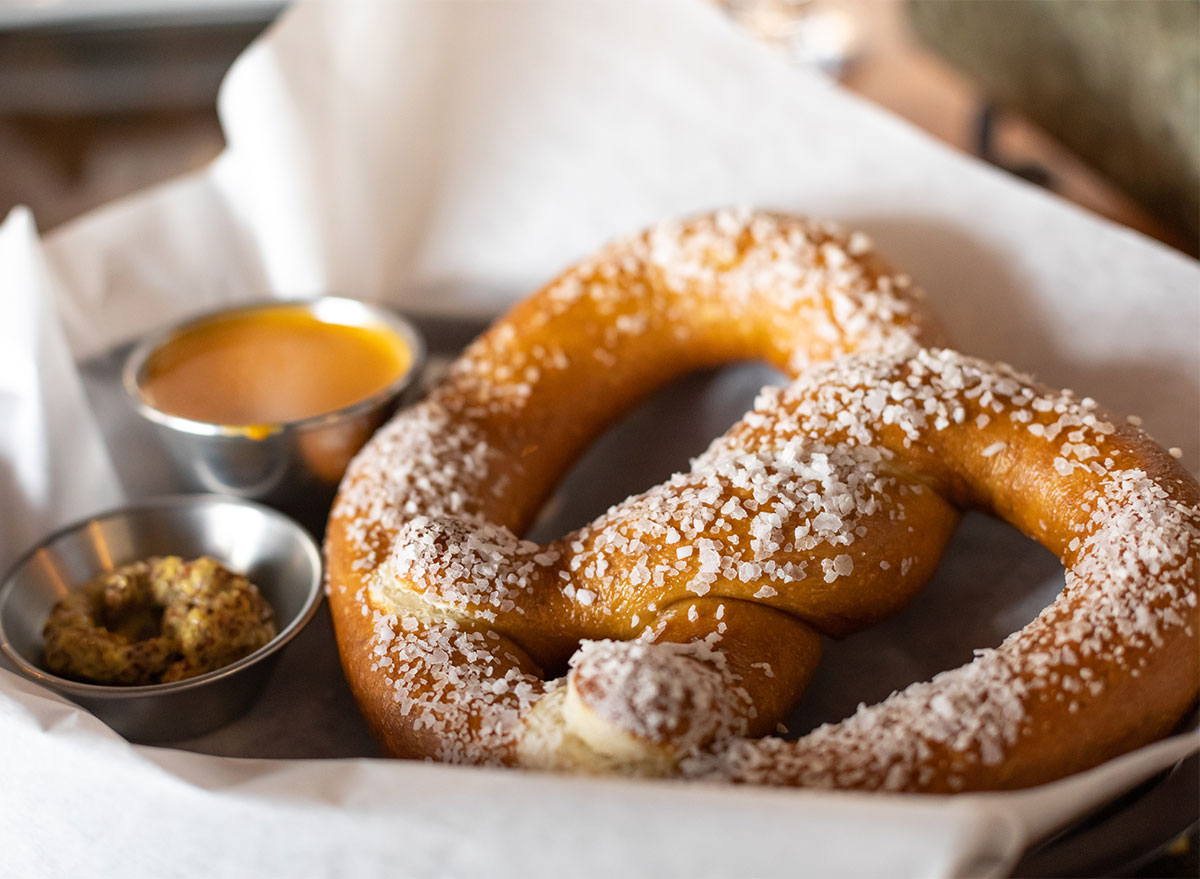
[122,297,425,530]
[0,495,323,743]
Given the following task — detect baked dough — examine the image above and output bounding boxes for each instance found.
[325,210,1198,792]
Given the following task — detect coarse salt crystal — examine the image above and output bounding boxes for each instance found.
[981,441,1006,458]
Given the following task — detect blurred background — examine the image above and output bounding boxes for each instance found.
[0,0,1195,257]
[0,0,1195,876]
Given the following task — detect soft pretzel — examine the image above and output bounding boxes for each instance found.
[325,210,1198,792]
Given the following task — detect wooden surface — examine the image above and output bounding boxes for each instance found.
[827,0,1195,254]
[909,0,1199,244]
[0,0,1193,256]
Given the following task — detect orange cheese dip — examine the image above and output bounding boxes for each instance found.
[138,305,411,427]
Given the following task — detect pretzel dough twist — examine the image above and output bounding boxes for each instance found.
[326,211,1198,792]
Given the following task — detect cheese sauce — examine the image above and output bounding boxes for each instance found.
[138,305,412,426]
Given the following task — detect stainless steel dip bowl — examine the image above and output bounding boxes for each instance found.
[0,495,323,743]
[122,297,426,528]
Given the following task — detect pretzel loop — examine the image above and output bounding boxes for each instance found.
[326,211,1198,792]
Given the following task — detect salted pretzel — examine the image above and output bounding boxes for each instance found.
[326,210,1199,792]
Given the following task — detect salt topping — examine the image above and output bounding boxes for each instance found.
[328,209,1196,790]
[569,637,752,754]
[678,349,1198,789]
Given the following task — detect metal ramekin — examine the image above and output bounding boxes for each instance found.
[122,297,426,529]
[0,495,323,743]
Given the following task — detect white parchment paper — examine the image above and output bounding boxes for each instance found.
[1,0,1197,876]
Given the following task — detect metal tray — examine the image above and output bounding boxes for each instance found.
[78,311,1198,876]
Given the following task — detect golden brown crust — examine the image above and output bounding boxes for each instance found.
[690,354,1198,790]
[325,209,1198,791]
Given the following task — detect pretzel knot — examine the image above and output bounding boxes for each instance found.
[326,211,1199,792]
